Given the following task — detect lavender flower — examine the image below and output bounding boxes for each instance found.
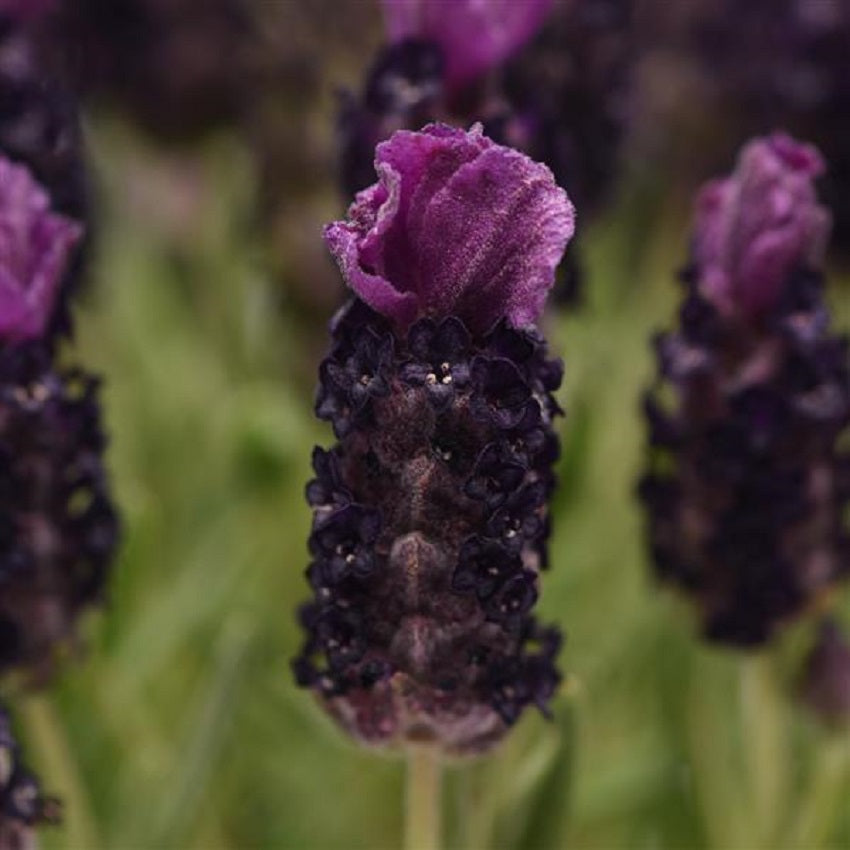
[0,158,82,343]
[293,125,573,753]
[0,703,59,848]
[0,342,119,676]
[639,134,850,646]
[337,0,632,306]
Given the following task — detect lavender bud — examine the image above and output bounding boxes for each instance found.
[0,342,119,677]
[0,703,60,848]
[293,126,573,754]
[799,619,850,726]
[639,134,850,646]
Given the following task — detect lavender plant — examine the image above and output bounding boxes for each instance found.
[640,134,850,646]
[338,0,632,305]
[292,124,573,771]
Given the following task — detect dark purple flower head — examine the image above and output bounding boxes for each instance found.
[295,297,564,753]
[693,133,831,320]
[641,136,850,647]
[0,157,82,343]
[382,0,554,91]
[324,124,575,334]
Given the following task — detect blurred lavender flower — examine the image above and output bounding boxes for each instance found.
[338,0,632,306]
[0,703,59,848]
[639,135,850,646]
[293,125,573,753]
[799,619,850,726]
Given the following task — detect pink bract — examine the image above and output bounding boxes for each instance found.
[324,124,574,333]
[382,0,554,90]
[0,157,83,342]
[693,133,831,319]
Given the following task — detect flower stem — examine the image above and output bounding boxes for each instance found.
[405,746,442,850]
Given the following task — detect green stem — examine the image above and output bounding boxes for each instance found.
[405,746,442,850]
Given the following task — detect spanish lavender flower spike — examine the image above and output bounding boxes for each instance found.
[294,124,573,753]
[382,0,555,91]
[0,703,59,848]
[639,134,850,647]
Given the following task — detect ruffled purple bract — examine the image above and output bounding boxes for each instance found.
[324,124,574,334]
[693,133,831,319]
[382,0,554,90]
[0,157,82,343]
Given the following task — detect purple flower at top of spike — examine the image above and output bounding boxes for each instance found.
[324,124,574,334]
[0,157,82,343]
[382,0,554,91]
[693,133,831,320]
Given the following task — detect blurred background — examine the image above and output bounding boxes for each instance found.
[4,0,849,847]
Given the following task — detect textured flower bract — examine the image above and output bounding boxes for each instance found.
[324,124,574,333]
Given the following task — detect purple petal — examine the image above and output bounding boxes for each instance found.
[382,0,555,89]
[693,133,831,318]
[324,124,574,333]
[0,157,83,343]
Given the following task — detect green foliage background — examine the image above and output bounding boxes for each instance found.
[12,94,850,850]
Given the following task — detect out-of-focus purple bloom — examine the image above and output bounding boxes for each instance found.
[324,124,574,333]
[693,134,831,319]
[382,0,555,90]
[640,135,850,647]
[0,157,82,343]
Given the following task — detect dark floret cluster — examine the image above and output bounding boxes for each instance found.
[0,14,88,340]
[0,342,119,676]
[293,299,563,753]
[0,703,59,847]
[640,265,850,645]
